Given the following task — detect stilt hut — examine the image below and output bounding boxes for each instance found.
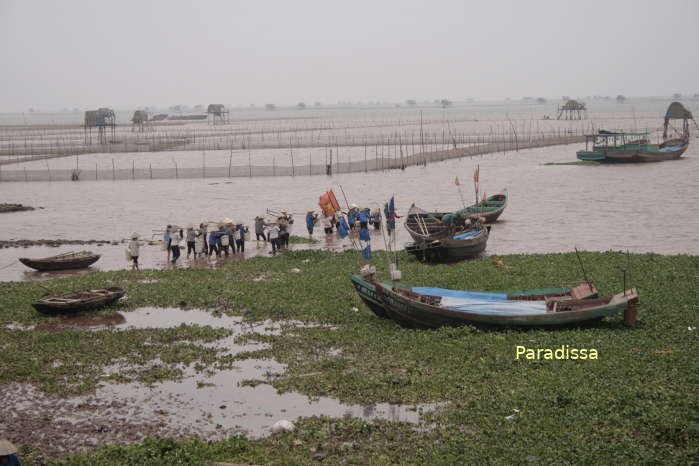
[131,110,150,132]
[557,100,587,120]
[207,104,229,125]
[84,108,116,144]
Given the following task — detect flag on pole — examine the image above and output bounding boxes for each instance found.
[384,196,398,233]
[473,165,480,182]
[454,176,460,186]
[337,215,350,238]
[318,190,341,217]
[360,240,372,260]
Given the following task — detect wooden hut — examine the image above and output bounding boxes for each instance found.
[131,110,150,132]
[84,108,116,144]
[557,100,587,120]
[207,104,229,125]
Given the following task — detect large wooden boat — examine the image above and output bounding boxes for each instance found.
[374,280,638,329]
[577,102,695,163]
[32,287,125,314]
[405,227,489,262]
[19,251,100,271]
[350,274,597,320]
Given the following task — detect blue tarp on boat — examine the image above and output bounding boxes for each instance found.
[659,144,684,152]
[452,229,486,240]
[411,287,547,315]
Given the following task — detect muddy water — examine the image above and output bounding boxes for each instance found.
[1,141,698,281]
[1,307,439,456]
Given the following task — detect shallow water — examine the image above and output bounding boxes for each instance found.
[1,141,698,282]
[0,307,439,455]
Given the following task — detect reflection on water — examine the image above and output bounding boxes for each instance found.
[1,307,440,455]
[1,142,698,282]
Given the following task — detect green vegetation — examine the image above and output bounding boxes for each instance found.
[2,250,697,464]
[288,234,319,244]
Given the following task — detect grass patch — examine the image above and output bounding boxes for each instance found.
[289,234,319,244]
[2,250,698,464]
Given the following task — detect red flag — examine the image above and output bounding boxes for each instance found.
[318,190,341,217]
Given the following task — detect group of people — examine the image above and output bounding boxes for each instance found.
[125,204,391,269]
[308,205,382,236]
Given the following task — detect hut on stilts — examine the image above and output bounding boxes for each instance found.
[131,110,151,132]
[84,108,116,144]
[557,100,587,120]
[207,104,229,125]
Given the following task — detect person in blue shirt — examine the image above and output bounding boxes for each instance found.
[347,205,358,230]
[235,224,248,253]
[358,208,370,229]
[207,225,224,258]
[305,211,318,236]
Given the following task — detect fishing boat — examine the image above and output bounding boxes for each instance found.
[19,251,100,271]
[577,102,696,163]
[374,280,638,329]
[435,191,508,224]
[405,226,489,262]
[32,287,125,314]
[350,273,597,320]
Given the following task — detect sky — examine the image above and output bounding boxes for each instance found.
[0,0,697,111]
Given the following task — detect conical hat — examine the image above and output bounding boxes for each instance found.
[223,218,234,225]
[0,438,17,455]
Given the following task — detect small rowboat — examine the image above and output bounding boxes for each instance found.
[350,274,597,321]
[19,251,100,271]
[32,287,125,314]
[374,280,638,329]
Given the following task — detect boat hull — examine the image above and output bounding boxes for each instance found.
[577,143,688,163]
[375,282,637,329]
[32,287,125,314]
[19,253,100,271]
[406,229,489,262]
[350,275,597,319]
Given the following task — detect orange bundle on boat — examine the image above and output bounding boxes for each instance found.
[319,190,341,217]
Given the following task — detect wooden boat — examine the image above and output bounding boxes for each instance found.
[438,191,508,224]
[577,102,695,163]
[405,227,489,262]
[374,280,638,329]
[32,287,125,314]
[351,274,598,321]
[19,251,100,271]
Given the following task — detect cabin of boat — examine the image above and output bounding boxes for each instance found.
[577,102,695,163]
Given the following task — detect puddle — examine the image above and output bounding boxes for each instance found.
[1,307,440,456]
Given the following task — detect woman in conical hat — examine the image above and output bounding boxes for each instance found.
[0,438,20,465]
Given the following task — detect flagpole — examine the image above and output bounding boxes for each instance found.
[454,176,467,209]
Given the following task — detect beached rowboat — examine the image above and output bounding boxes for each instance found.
[374,280,638,329]
[32,287,125,314]
[19,251,100,271]
[350,274,597,320]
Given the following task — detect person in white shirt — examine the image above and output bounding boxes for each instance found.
[170,228,182,264]
[127,232,142,270]
[267,223,280,255]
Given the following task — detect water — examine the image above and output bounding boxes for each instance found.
[1,141,697,282]
[1,307,439,456]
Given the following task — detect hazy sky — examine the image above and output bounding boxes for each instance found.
[1,0,697,111]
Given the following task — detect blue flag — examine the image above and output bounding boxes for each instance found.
[338,216,349,238]
[358,226,370,241]
[361,242,372,260]
[384,196,397,232]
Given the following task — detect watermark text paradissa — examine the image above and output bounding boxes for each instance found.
[515,345,598,360]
